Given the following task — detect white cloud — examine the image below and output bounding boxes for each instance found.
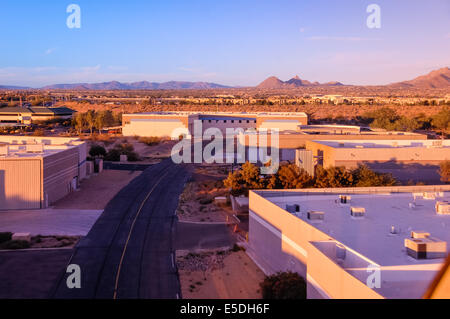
[44,48,55,55]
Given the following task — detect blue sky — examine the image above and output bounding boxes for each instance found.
[0,0,449,87]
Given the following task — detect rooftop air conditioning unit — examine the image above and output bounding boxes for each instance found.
[436,201,450,215]
[0,145,9,156]
[423,192,436,200]
[405,236,447,259]
[410,231,431,239]
[307,211,324,221]
[350,207,365,218]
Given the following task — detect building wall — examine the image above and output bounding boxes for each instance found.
[256,115,308,128]
[123,118,189,138]
[43,148,79,205]
[0,159,42,210]
[199,118,256,135]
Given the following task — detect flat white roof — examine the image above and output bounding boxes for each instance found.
[259,190,450,298]
[125,111,308,117]
[0,136,83,159]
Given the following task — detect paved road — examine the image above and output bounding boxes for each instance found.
[0,209,102,236]
[52,159,191,299]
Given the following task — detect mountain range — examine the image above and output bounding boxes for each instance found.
[257,67,450,89]
[257,75,344,89]
[0,67,449,90]
[41,80,230,90]
[388,67,450,89]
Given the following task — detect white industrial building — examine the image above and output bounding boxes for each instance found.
[0,136,87,210]
[248,186,450,299]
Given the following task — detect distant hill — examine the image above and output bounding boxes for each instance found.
[257,75,344,89]
[41,80,231,90]
[389,67,450,89]
[0,85,30,90]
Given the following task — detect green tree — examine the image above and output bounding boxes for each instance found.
[85,111,95,135]
[89,145,107,158]
[260,272,306,299]
[72,112,86,135]
[275,164,313,189]
[352,164,396,187]
[439,161,450,183]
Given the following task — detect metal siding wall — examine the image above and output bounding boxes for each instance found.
[0,159,41,210]
[43,148,79,204]
[295,150,314,176]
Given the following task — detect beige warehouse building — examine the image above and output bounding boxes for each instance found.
[0,136,87,210]
[305,139,450,169]
[122,112,309,138]
[299,139,450,183]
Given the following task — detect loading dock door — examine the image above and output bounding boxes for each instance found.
[0,159,41,210]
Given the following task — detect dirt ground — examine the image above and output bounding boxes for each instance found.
[177,165,234,223]
[83,134,176,163]
[177,250,265,299]
[53,170,142,210]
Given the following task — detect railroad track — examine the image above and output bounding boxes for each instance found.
[52,159,189,299]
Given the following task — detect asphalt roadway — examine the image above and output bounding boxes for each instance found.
[52,159,191,299]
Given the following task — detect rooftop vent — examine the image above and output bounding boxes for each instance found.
[307,211,324,221]
[338,143,345,147]
[26,144,44,153]
[436,201,450,215]
[405,235,447,260]
[286,204,300,214]
[339,195,351,204]
[350,207,365,218]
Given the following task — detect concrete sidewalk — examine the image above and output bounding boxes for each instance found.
[0,209,103,236]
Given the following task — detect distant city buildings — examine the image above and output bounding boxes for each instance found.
[0,106,75,125]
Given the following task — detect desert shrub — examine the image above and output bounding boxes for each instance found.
[105,143,139,162]
[139,136,162,146]
[199,197,213,205]
[104,148,121,161]
[32,128,45,136]
[260,272,306,299]
[432,107,450,132]
[0,232,12,244]
[1,240,30,250]
[89,144,107,158]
